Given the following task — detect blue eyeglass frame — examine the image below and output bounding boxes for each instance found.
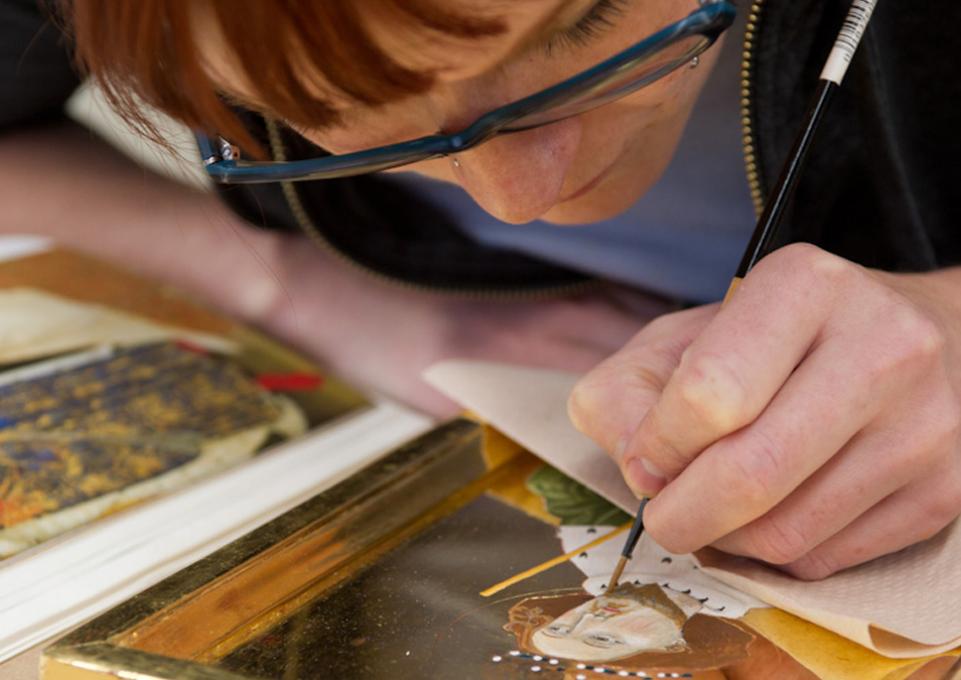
[197,0,735,185]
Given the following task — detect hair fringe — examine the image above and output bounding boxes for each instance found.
[61,0,505,159]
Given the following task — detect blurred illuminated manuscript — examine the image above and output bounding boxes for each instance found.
[0,251,365,559]
[0,340,306,556]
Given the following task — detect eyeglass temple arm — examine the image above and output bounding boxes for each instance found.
[195,133,218,165]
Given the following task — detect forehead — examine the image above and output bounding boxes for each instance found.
[363,0,585,80]
[556,595,634,619]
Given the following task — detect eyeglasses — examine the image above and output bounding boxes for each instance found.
[197,1,735,184]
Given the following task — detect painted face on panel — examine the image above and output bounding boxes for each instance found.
[531,583,691,662]
[503,582,755,673]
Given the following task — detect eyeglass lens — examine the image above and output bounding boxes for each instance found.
[502,34,710,132]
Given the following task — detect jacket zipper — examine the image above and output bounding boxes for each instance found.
[266,119,599,300]
[740,0,765,217]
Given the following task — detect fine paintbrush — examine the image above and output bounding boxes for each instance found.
[606,0,879,592]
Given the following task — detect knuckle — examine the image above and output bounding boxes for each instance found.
[783,551,840,581]
[644,514,690,555]
[744,514,812,565]
[567,376,602,434]
[861,308,945,385]
[626,360,672,394]
[644,508,692,555]
[674,351,754,433]
[768,242,822,268]
[641,312,679,336]
[918,401,961,461]
[856,391,957,483]
[944,401,961,444]
[918,482,961,530]
[890,306,945,366]
[721,429,787,510]
[771,243,852,287]
[642,427,690,478]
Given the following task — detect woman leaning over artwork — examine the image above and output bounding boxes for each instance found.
[2,0,960,581]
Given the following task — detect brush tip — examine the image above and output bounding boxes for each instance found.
[606,556,629,592]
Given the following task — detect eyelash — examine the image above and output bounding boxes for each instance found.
[544,0,629,55]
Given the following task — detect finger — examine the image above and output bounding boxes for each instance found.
[641,328,906,555]
[567,305,716,459]
[623,244,846,482]
[780,455,961,580]
[713,382,957,564]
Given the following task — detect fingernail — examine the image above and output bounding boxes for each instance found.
[641,457,666,480]
[625,457,667,497]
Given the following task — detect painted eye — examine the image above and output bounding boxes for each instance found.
[585,633,621,647]
[544,623,572,637]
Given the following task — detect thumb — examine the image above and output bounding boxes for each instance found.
[567,305,718,493]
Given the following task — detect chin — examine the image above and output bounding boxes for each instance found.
[539,184,646,225]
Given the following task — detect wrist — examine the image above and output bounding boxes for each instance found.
[204,216,289,326]
[136,200,289,328]
[253,231,351,355]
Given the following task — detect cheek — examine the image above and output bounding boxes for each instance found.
[537,97,679,215]
[574,50,710,158]
[300,100,436,154]
[302,125,415,155]
[383,156,456,183]
[617,614,682,645]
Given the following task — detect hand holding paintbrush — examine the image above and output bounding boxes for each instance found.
[605,0,879,589]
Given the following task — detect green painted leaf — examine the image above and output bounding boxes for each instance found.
[526,465,630,526]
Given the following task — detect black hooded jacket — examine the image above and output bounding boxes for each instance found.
[2,0,958,298]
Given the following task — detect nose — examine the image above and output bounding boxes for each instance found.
[449,118,583,223]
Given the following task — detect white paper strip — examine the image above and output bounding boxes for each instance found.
[558,526,764,619]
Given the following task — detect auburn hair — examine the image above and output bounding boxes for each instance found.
[60,1,506,156]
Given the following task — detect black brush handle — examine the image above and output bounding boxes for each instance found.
[734,81,835,278]
[620,497,650,559]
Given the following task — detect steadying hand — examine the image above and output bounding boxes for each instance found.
[568,243,961,580]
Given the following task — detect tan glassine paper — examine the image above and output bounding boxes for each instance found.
[0,288,232,365]
[424,360,961,658]
[425,361,640,516]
